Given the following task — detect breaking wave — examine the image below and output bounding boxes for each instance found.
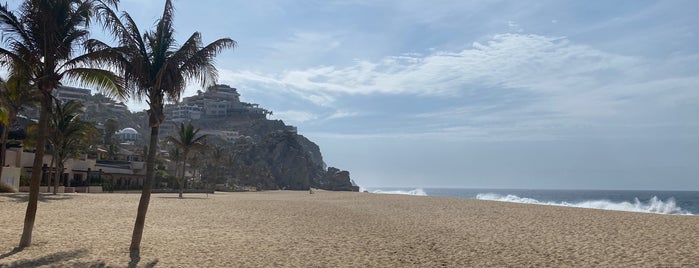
[371,188,428,196]
[476,193,693,215]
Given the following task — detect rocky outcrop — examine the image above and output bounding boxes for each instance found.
[228,130,357,191]
[313,167,359,192]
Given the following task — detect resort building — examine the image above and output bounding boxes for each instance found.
[168,84,271,118]
[115,128,139,144]
[54,86,91,103]
[171,104,204,121]
[1,144,147,193]
[200,130,241,143]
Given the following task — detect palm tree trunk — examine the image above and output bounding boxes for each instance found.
[54,162,63,195]
[130,126,159,254]
[179,157,186,199]
[19,96,50,247]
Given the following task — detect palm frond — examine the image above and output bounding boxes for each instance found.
[62,68,127,100]
[179,37,236,88]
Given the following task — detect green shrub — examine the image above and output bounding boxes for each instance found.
[0,182,17,193]
[20,174,30,186]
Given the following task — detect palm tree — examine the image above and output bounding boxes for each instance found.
[167,146,181,189]
[209,145,228,185]
[99,0,235,253]
[0,0,124,247]
[48,99,98,194]
[0,75,36,184]
[165,122,207,198]
[103,117,120,145]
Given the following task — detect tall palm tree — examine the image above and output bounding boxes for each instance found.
[165,122,207,198]
[0,0,124,247]
[100,0,235,253]
[0,75,36,184]
[48,99,98,194]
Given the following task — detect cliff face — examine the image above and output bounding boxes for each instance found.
[229,130,357,191]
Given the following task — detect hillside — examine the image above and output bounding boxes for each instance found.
[80,86,358,191]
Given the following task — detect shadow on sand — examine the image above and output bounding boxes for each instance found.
[156,196,209,200]
[0,249,93,267]
[128,251,159,268]
[0,248,158,268]
[0,247,23,260]
[0,193,75,203]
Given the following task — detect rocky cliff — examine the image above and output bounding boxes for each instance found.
[79,88,357,192]
[228,130,357,191]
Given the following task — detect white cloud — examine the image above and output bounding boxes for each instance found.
[327,111,359,120]
[271,110,318,124]
[218,33,699,140]
[222,34,642,97]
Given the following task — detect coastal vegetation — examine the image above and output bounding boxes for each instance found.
[0,0,125,247]
[165,122,208,198]
[47,100,98,194]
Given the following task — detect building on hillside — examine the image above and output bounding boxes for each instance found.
[169,84,271,118]
[171,104,203,121]
[105,102,129,114]
[54,86,91,103]
[200,130,241,143]
[115,128,139,144]
[183,84,241,105]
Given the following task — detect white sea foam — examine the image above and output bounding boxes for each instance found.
[371,188,428,196]
[476,193,693,215]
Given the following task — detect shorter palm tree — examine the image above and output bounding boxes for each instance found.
[210,146,225,182]
[167,147,181,189]
[165,122,207,198]
[48,100,98,194]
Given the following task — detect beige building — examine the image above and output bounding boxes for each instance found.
[2,146,146,193]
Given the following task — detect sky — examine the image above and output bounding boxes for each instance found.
[13,0,699,190]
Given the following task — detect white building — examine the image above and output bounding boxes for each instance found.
[115,128,138,144]
[54,86,91,103]
[172,104,203,121]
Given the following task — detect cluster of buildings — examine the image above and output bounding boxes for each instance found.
[2,84,278,192]
[1,84,276,192]
[164,84,270,122]
[1,84,146,191]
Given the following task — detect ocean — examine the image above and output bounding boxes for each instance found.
[365,188,699,215]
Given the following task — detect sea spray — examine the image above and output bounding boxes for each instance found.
[371,188,428,196]
[476,193,693,215]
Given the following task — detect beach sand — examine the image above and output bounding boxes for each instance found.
[1,191,698,267]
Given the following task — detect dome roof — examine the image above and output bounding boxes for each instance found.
[119,128,138,134]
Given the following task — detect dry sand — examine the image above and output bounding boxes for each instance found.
[1,191,698,267]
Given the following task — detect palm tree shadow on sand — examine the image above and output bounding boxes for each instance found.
[0,249,92,267]
[156,195,209,200]
[0,248,158,267]
[0,193,75,203]
[129,251,159,268]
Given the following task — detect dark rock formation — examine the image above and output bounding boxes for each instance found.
[228,130,357,191]
[313,167,359,192]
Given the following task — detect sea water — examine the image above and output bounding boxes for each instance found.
[365,187,699,215]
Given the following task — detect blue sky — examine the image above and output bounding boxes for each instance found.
[23,1,699,189]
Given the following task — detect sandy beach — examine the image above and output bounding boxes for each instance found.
[1,191,698,267]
